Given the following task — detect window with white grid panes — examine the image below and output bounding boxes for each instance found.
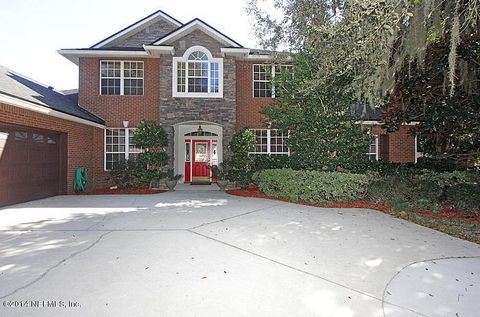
[100,61,143,95]
[105,128,143,170]
[250,129,289,155]
[173,47,223,97]
[253,64,272,97]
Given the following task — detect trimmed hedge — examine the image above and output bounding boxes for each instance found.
[366,171,479,212]
[367,176,443,212]
[253,169,370,203]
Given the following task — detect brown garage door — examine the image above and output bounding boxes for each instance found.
[0,125,65,207]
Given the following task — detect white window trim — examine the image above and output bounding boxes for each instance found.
[172,46,223,98]
[104,128,141,171]
[99,60,144,96]
[366,136,379,161]
[252,64,272,98]
[252,64,293,98]
[414,134,423,163]
[249,129,290,156]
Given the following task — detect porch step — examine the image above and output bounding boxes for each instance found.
[190,181,212,185]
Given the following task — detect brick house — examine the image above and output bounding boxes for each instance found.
[0,10,418,206]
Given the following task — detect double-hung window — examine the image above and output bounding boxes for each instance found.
[366,137,379,161]
[100,61,144,95]
[253,64,292,98]
[253,65,272,97]
[173,46,223,98]
[105,128,142,170]
[250,129,290,155]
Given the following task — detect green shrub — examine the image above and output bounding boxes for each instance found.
[138,151,169,167]
[230,128,256,153]
[367,161,421,177]
[415,157,458,172]
[254,169,371,203]
[367,176,442,212]
[224,129,256,188]
[109,159,142,189]
[134,168,164,187]
[131,120,169,187]
[446,184,480,211]
[251,155,291,170]
[132,120,168,149]
[417,170,477,188]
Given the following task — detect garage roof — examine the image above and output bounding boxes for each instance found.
[0,65,105,125]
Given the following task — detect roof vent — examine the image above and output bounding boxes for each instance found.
[47,86,54,90]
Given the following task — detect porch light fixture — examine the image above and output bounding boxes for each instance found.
[197,124,204,135]
[123,120,129,128]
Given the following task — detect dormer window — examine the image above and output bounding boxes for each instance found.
[173,46,223,98]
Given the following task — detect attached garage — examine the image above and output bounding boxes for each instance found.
[0,65,106,207]
[0,125,67,207]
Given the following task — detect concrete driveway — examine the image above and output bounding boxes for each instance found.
[0,186,479,317]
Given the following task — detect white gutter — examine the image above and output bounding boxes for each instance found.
[246,54,292,61]
[220,48,250,57]
[359,120,420,125]
[143,45,175,56]
[57,49,151,65]
[0,93,105,129]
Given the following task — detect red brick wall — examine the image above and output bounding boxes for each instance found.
[0,102,106,193]
[78,57,160,128]
[372,125,416,163]
[236,61,272,129]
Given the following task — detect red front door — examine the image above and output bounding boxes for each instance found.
[192,140,210,183]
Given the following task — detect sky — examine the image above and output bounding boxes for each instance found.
[0,0,261,90]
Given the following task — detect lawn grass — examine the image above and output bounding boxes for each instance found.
[399,212,480,244]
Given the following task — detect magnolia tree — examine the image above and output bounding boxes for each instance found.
[132,120,169,187]
[263,53,371,171]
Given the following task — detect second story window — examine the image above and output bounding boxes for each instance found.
[253,64,293,98]
[173,46,223,98]
[253,65,272,97]
[100,61,144,96]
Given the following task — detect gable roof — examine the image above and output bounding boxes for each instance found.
[0,65,105,126]
[151,18,242,48]
[91,10,182,49]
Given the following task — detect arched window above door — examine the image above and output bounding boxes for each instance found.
[173,46,223,98]
[184,131,218,136]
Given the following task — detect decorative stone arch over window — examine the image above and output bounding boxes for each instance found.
[172,46,223,98]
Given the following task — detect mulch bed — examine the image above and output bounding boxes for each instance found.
[85,188,167,195]
[226,185,480,223]
[420,210,480,223]
[227,186,290,202]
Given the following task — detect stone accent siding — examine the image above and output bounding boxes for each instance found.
[159,29,237,166]
[104,19,178,48]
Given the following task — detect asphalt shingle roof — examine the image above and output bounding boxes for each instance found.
[0,65,104,125]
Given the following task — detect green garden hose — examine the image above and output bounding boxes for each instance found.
[74,167,88,193]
